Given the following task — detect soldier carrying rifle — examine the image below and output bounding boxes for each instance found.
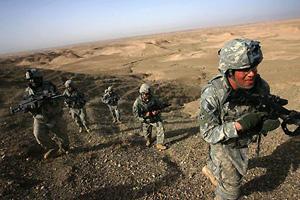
[102,86,121,123]
[132,83,170,151]
[11,69,70,159]
[63,79,91,133]
[199,38,300,200]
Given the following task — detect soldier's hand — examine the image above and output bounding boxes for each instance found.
[151,110,160,116]
[145,112,152,117]
[236,112,267,132]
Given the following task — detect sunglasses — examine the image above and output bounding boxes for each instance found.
[236,66,257,74]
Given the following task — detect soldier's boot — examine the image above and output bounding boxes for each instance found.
[156,144,167,151]
[84,125,91,133]
[116,117,121,124]
[43,149,58,160]
[146,138,151,147]
[202,165,218,187]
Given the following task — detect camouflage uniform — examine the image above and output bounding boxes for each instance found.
[102,87,120,123]
[199,39,271,199]
[24,71,69,155]
[133,94,165,145]
[200,75,270,199]
[63,81,90,133]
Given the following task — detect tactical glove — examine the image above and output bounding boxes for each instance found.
[260,119,280,134]
[237,112,267,132]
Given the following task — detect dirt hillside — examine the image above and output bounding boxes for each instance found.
[0,19,299,199]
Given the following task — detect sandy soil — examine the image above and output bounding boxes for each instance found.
[0,18,299,199]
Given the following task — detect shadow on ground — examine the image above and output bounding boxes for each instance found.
[166,126,199,146]
[243,136,300,195]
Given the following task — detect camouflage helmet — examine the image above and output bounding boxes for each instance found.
[218,38,263,75]
[139,83,151,94]
[25,68,42,80]
[64,79,73,88]
[107,86,113,92]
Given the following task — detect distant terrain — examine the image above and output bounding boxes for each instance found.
[0,18,299,199]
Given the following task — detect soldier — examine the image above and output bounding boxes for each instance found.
[199,39,280,200]
[102,86,121,123]
[24,69,70,159]
[132,83,167,151]
[63,80,91,133]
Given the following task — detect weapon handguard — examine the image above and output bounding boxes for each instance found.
[281,111,300,136]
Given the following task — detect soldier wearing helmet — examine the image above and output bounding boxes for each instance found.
[24,69,70,159]
[102,86,121,123]
[199,39,280,199]
[63,79,91,133]
[132,83,167,151]
[26,68,43,89]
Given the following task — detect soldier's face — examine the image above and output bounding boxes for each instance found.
[141,93,151,102]
[233,66,258,89]
[67,86,73,92]
[28,78,41,88]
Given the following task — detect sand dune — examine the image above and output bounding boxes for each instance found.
[163,51,206,62]
[1,18,300,200]
[1,18,299,104]
[49,50,82,65]
[99,42,146,57]
[206,32,236,43]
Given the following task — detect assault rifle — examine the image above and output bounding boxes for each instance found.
[140,102,171,124]
[229,90,300,137]
[10,94,65,114]
[143,102,171,117]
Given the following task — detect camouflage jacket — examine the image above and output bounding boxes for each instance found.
[25,81,62,121]
[199,74,270,174]
[102,91,119,106]
[132,95,164,123]
[63,88,86,109]
[199,74,270,144]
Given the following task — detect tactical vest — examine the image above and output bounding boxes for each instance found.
[64,89,86,109]
[103,92,119,106]
[135,96,162,123]
[25,81,62,119]
[208,75,270,147]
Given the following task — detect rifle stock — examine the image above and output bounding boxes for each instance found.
[10,94,65,114]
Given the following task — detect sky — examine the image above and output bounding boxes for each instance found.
[1,0,300,54]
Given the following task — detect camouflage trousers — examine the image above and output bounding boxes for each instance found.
[108,105,120,122]
[33,115,69,151]
[69,108,89,130]
[207,143,246,200]
[142,121,165,144]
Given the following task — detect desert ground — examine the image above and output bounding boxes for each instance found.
[0,18,299,199]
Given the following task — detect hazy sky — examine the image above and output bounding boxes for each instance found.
[1,0,300,54]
